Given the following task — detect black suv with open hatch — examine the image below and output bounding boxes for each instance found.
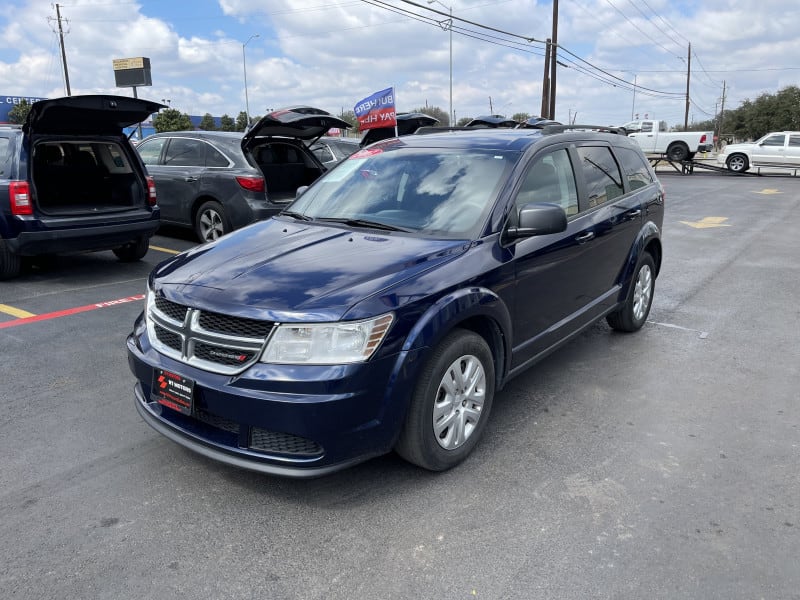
[0,95,162,279]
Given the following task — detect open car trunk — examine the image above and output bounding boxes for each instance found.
[251,141,325,203]
[32,139,147,215]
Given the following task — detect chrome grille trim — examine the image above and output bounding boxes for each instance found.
[146,292,273,375]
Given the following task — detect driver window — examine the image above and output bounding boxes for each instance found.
[516,149,579,217]
[761,135,786,147]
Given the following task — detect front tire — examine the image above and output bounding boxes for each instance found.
[195,200,227,243]
[113,236,149,262]
[395,329,495,471]
[726,154,749,173]
[607,253,655,332]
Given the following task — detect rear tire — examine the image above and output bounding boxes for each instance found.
[195,200,227,243]
[395,329,495,471]
[113,236,149,262]
[607,253,655,332]
[0,239,22,280]
[726,154,749,173]
[666,142,689,162]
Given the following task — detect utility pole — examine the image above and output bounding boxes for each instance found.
[55,4,71,96]
[631,74,637,120]
[540,38,551,118]
[548,0,559,121]
[683,42,691,130]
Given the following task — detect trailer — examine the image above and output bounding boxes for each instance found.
[647,156,798,176]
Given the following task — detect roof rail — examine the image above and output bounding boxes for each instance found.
[414,126,477,135]
[542,124,627,135]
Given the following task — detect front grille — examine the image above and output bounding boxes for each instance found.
[147,293,273,375]
[249,428,323,457]
[154,324,182,352]
[198,311,274,338]
[155,296,188,323]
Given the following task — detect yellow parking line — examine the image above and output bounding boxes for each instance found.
[0,303,37,318]
[150,245,181,255]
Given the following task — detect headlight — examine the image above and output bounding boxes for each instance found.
[261,313,394,365]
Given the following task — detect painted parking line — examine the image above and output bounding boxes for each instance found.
[0,303,36,319]
[0,294,144,330]
[150,245,181,255]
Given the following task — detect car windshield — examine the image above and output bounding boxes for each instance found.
[287,145,515,238]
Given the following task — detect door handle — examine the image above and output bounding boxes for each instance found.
[575,231,595,243]
[184,176,198,182]
[624,209,642,219]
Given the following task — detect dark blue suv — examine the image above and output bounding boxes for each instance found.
[127,125,664,477]
[0,95,162,279]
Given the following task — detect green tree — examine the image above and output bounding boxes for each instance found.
[152,108,193,133]
[198,113,216,131]
[8,100,32,124]
[219,114,235,132]
[512,112,531,123]
[411,105,449,127]
[235,111,249,132]
[456,117,472,126]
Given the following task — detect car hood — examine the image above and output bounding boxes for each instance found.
[721,142,753,154]
[242,106,351,149]
[153,219,469,321]
[24,95,164,136]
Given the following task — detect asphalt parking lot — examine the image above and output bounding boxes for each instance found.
[2,171,798,599]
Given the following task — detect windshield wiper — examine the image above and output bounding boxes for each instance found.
[280,210,313,221]
[316,217,412,232]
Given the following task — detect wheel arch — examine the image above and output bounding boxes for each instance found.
[399,287,512,392]
[191,194,222,224]
[614,223,662,303]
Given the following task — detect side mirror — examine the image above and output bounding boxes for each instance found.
[295,185,309,198]
[506,202,567,239]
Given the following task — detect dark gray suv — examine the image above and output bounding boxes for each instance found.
[137,107,351,243]
[0,95,162,280]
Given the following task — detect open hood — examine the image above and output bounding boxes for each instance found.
[23,95,164,136]
[360,112,439,146]
[242,106,351,150]
[465,115,517,128]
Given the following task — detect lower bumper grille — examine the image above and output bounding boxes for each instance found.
[250,427,323,457]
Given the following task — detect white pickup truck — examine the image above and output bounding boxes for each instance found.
[621,119,714,162]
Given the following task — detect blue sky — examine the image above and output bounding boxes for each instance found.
[1,0,798,128]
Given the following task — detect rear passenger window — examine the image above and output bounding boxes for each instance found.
[615,147,654,190]
[206,144,229,167]
[576,146,624,208]
[789,135,800,147]
[516,149,579,216]
[0,137,10,176]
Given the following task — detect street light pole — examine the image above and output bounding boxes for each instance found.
[428,0,453,126]
[242,34,259,126]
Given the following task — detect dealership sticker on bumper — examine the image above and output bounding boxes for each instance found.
[152,369,194,415]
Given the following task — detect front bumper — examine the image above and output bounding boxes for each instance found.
[127,322,421,477]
